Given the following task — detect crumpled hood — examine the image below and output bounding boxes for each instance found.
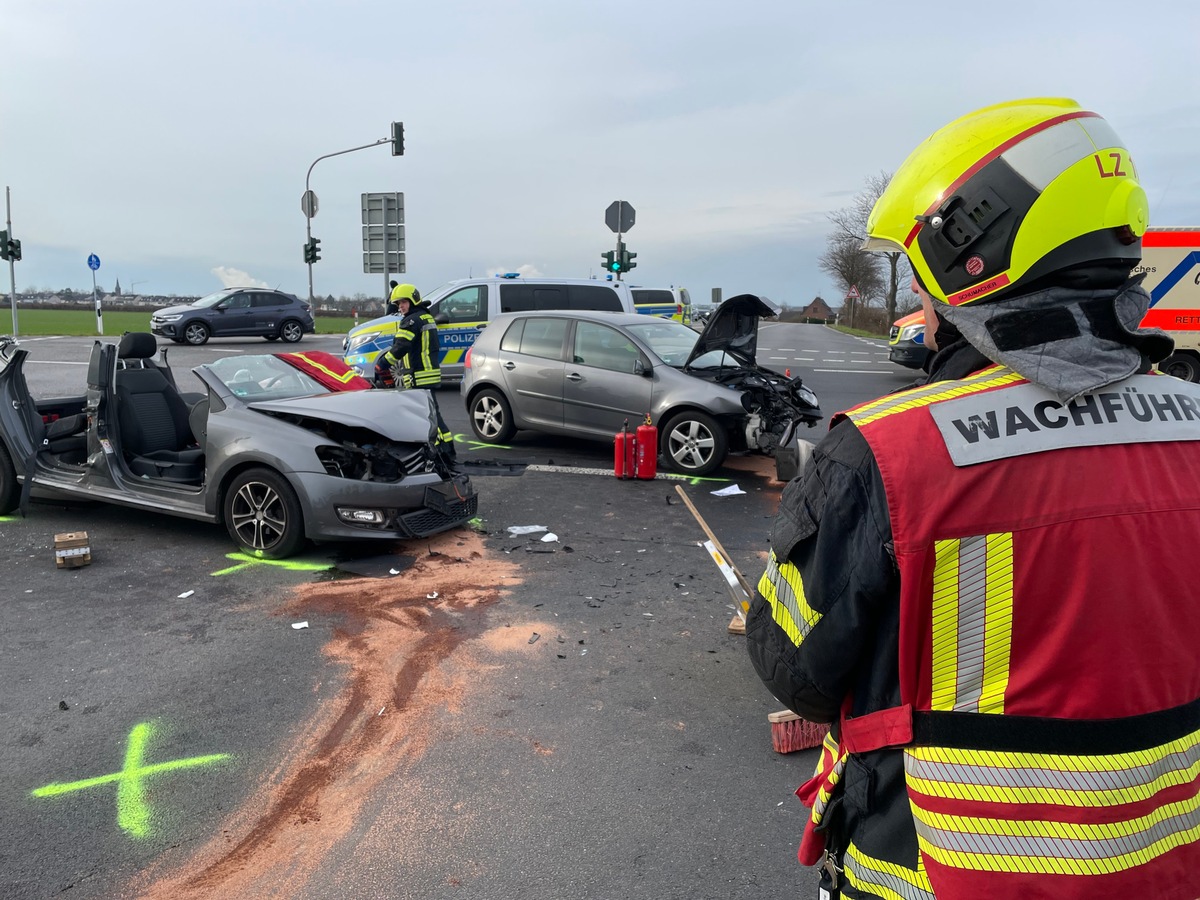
[684,293,779,368]
[248,389,436,442]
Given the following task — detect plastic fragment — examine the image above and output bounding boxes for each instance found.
[528,632,541,645]
[291,621,309,630]
[177,590,195,599]
[427,591,439,599]
[507,525,548,535]
[711,484,746,497]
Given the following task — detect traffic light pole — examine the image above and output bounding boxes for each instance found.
[303,137,391,302]
[5,187,16,337]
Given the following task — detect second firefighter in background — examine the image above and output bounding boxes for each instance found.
[376,284,455,458]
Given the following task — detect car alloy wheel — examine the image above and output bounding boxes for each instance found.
[662,410,727,476]
[184,322,210,345]
[223,467,306,559]
[279,320,304,343]
[469,388,516,443]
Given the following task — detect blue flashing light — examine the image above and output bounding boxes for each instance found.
[499,272,520,279]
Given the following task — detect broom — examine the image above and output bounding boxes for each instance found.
[768,709,830,753]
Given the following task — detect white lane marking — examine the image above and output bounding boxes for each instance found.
[815,368,902,374]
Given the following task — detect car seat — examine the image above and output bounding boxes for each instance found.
[113,332,204,482]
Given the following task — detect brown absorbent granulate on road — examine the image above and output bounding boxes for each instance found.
[128,531,544,900]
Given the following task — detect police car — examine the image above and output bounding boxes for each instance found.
[343,275,636,382]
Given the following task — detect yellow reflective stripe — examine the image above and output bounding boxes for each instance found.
[845,366,1023,427]
[906,735,1200,806]
[845,840,934,900]
[395,327,416,341]
[930,533,1014,713]
[756,550,822,649]
[905,730,1200,875]
[442,349,465,365]
[930,538,960,712]
[912,799,1200,875]
[289,352,358,383]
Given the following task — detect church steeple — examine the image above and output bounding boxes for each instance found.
[114,277,122,296]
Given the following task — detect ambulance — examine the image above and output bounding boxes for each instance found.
[884,227,1200,381]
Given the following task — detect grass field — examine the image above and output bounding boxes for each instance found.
[3,309,357,337]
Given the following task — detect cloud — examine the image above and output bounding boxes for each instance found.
[485,264,544,279]
[211,267,269,289]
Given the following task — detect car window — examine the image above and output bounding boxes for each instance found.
[567,285,622,311]
[223,293,251,310]
[633,289,673,305]
[251,293,281,308]
[500,318,525,352]
[499,285,536,313]
[434,286,486,323]
[572,322,640,373]
[207,355,326,399]
[625,320,700,367]
[514,317,567,360]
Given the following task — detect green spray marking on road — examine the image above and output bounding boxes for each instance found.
[31,721,230,838]
[211,551,333,577]
[0,515,18,522]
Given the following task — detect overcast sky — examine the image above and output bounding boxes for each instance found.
[3,0,1198,309]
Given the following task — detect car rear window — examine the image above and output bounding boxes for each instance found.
[633,290,673,305]
[502,317,567,360]
[567,285,622,311]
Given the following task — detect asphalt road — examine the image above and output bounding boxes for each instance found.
[0,325,915,899]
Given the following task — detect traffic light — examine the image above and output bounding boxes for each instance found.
[602,250,616,272]
[303,237,321,264]
[621,247,637,273]
[391,121,405,156]
[0,231,8,262]
[8,238,21,261]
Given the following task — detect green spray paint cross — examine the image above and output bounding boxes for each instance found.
[210,550,333,577]
[31,722,230,838]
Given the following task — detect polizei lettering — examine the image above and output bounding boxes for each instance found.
[930,375,1200,466]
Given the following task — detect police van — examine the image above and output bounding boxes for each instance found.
[343,275,636,382]
[631,286,691,324]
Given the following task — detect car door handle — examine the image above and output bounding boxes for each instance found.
[566,372,583,382]
[502,361,515,370]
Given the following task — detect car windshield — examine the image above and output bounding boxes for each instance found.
[624,320,699,367]
[207,355,327,400]
[191,289,239,309]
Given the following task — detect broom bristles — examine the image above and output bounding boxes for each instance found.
[768,710,830,753]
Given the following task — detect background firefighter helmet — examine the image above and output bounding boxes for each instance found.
[390,282,422,305]
[863,98,1149,306]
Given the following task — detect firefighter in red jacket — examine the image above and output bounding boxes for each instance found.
[747,97,1200,898]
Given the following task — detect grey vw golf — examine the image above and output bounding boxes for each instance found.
[460,294,822,476]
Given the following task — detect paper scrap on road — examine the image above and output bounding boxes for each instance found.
[541,533,558,543]
[177,590,195,599]
[291,621,309,630]
[507,525,548,535]
[710,484,746,496]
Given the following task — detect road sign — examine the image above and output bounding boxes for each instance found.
[87,254,101,271]
[846,284,860,299]
[301,190,319,219]
[362,192,405,275]
[605,200,635,234]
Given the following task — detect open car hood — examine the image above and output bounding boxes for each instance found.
[248,390,435,442]
[683,293,779,369]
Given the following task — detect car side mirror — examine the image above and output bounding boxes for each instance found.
[434,313,450,325]
[634,359,652,377]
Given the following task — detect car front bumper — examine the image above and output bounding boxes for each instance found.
[889,342,930,369]
[151,322,180,338]
[290,470,477,542]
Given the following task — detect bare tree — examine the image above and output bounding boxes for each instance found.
[823,171,910,326]
[818,234,883,328]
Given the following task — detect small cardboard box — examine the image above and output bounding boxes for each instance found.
[54,531,92,569]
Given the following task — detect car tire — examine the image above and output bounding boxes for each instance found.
[184,321,210,346]
[469,388,516,443]
[264,335,280,342]
[1159,352,1200,383]
[279,320,305,343]
[223,467,306,559]
[0,443,19,515]
[661,410,727,476]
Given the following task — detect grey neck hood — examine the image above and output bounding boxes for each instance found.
[937,278,1173,404]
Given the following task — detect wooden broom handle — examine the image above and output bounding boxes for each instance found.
[674,484,756,600]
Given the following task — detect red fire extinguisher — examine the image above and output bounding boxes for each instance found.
[635,413,658,480]
[614,418,635,479]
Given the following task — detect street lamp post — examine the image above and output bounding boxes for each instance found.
[304,136,392,303]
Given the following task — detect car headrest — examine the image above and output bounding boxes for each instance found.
[118,332,158,360]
